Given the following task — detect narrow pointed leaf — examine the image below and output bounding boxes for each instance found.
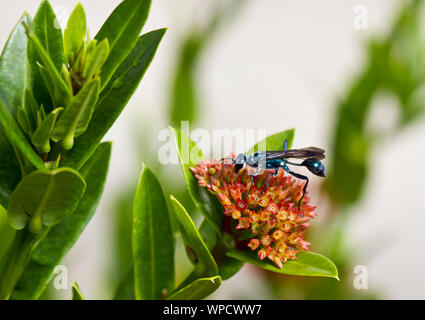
[83,39,110,81]
[0,14,32,193]
[171,127,222,233]
[247,128,295,154]
[95,0,151,88]
[7,168,86,230]
[17,107,31,135]
[72,282,85,300]
[61,29,166,169]
[31,107,62,154]
[170,196,218,280]
[133,166,174,300]
[227,250,339,279]
[12,142,112,300]
[23,90,38,133]
[52,79,100,150]
[29,0,66,110]
[167,276,222,300]
[0,13,31,116]
[0,92,44,170]
[25,24,72,108]
[64,3,86,60]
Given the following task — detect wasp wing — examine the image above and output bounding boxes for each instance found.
[265,147,325,160]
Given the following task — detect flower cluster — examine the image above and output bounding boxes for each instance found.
[190,156,317,269]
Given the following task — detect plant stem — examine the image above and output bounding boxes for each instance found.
[0,229,41,300]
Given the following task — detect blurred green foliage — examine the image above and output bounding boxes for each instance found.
[327,0,425,205]
[262,0,425,300]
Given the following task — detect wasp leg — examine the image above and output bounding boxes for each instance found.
[283,165,309,214]
[210,163,232,188]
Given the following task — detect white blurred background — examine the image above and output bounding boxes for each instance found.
[1,0,425,299]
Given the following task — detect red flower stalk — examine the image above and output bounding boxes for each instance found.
[190,156,317,269]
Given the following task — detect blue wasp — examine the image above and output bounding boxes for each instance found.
[211,139,326,210]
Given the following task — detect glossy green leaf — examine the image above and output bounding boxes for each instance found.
[29,0,66,111]
[133,165,174,300]
[7,167,86,231]
[246,128,295,154]
[167,276,222,300]
[83,39,110,81]
[227,250,339,279]
[52,79,100,150]
[170,127,222,233]
[71,281,85,300]
[61,29,166,169]
[0,93,44,170]
[170,196,218,281]
[23,90,38,132]
[64,3,86,60]
[31,107,62,154]
[0,14,32,194]
[25,23,72,108]
[0,13,31,116]
[12,142,112,300]
[95,0,151,88]
[17,107,31,135]
[198,220,218,252]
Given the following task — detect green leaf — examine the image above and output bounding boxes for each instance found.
[25,22,72,108]
[7,167,86,231]
[0,207,15,265]
[113,267,135,300]
[83,39,110,81]
[170,196,218,282]
[169,35,203,126]
[11,142,112,300]
[0,133,20,203]
[218,257,244,280]
[64,3,86,60]
[0,180,12,209]
[227,250,339,279]
[0,13,32,116]
[31,107,62,154]
[95,0,151,88]
[61,29,166,169]
[170,127,222,233]
[0,14,32,194]
[17,107,32,135]
[71,281,85,300]
[23,90,38,132]
[29,0,66,111]
[133,165,174,300]
[167,276,222,300]
[246,128,295,154]
[0,92,44,170]
[52,79,100,150]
